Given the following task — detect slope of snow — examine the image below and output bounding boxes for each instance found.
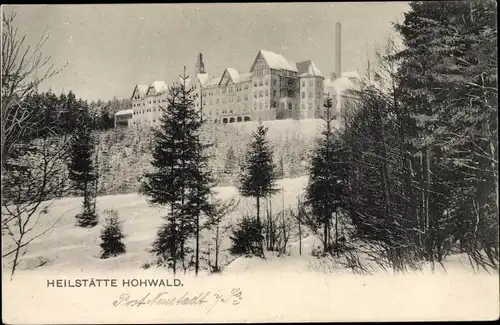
[2,177,309,273]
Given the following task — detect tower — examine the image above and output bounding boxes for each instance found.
[195,52,205,74]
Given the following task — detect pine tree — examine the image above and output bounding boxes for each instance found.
[67,101,98,227]
[229,216,264,257]
[100,210,126,259]
[142,67,215,275]
[239,122,279,225]
[306,98,348,254]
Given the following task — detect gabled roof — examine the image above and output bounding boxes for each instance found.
[220,68,252,86]
[226,68,240,82]
[296,60,322,77]
[131,84,148,100]
[250,50,297,73]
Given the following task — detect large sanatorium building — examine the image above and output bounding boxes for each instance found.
[119,23,360,128]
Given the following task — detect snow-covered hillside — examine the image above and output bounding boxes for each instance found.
[95,118,329,195]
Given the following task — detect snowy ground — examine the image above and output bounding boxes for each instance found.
[2,175,498,277]
[3,176,499,322]
[2,176,311,273]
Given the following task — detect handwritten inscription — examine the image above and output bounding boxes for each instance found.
[112,288,243,313]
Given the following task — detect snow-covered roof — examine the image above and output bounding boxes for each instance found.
[238,72,252,83]
[259,50,297,72]
[341,71,361,80]
[226,68,240,82]
[131,84,148,100]
[197,73,210,86]
[296,60,322,77]
[149,81,168,93]
[204,77,221,88]
[324,70,361,96]
[115,109,133,116]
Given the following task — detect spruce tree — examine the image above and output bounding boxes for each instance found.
[229,216,264,257]
[67,101,98,227]
[239,122,278,224]
[224,146,237,177]
[100,210,126,259]
[306,98,348,254]
[142,67,215,275]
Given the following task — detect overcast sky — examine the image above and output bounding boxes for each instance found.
[3,3,410,101]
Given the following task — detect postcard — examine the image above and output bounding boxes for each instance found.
[2,2,499,323]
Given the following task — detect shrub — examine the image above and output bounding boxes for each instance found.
[229,216,264,257]
[76,210,98,228]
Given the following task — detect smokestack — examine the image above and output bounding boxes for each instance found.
[335,22,341,79]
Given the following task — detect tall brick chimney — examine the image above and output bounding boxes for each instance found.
[335,22,341,79]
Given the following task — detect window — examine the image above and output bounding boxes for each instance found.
[254,82,257,87]
[245,84,249,90]
[288,103,292,110]
[309,92,312,98]
[265,79,269,86]
[259,103,263,110]
[245,94,248,100]
[302,92,305,99]
[265,102,269,109]
[288,79,293,86]
[273,90,277,97]
[301,104,305,110]
[308,80,313,86]
[273,80,277,86]
[272,101,277,108]
[259,91,263,98]
[308,103,312,110]
[259,80,263,87]
[302,80,305,87]
[288,90,293,97]
[265,90,269,97]
[237,96,240,102]
[254,93,257,98]
[254,103,257,110]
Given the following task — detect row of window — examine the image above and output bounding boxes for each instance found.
[132,120,157,125]
[301,79,323,87]
[202,83,250,97]
[222,116,251,123]
[133,107,163,114]
[198,77,321,101]
[133,99,167,107]
[301,92,323,99]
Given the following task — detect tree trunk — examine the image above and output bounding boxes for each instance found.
[335,210,339,257]
[324,214,329,253]
[256,196,260,224]
[215,223,220,270]
[10,234,23,280]
[195,211,200,276]
[298,197,302,256]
